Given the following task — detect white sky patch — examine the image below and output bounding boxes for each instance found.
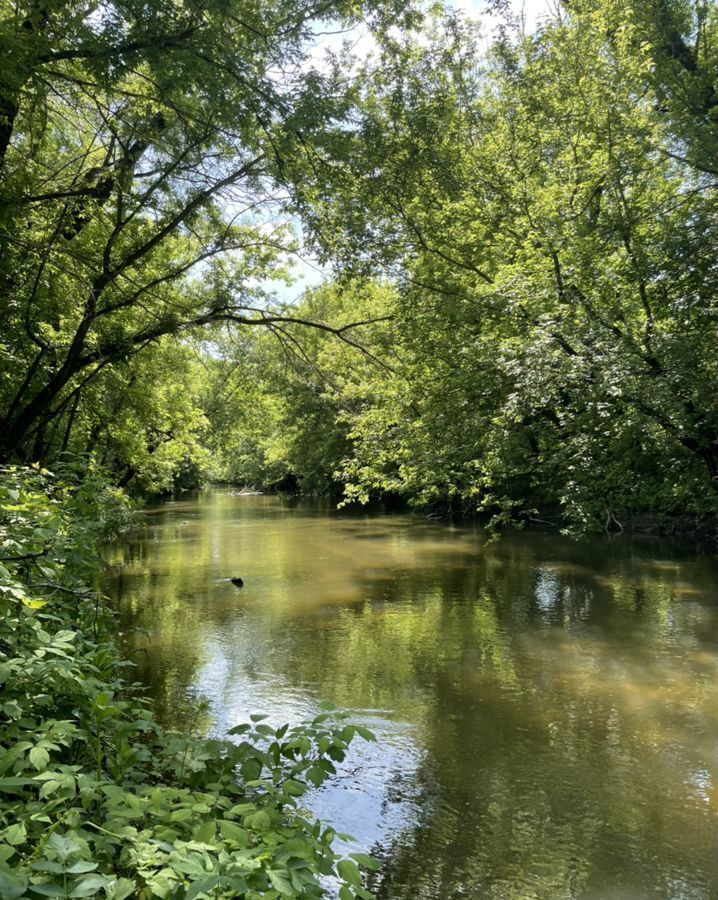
[303,0,556,72]
[263,250,332,306]
[304,22,379,75]
[455,0,555,34]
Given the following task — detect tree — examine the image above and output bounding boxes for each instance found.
[0,0,414,464]
[202,279,397,493]
[289,1,718,529]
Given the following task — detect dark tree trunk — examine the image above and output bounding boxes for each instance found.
[59,393,81,456]
[0,96,19,169]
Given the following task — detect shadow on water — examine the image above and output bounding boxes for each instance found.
[103,488,718,900]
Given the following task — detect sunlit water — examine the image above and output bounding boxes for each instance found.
[103,489,718,899]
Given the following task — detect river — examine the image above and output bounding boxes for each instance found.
[103,489,717,899]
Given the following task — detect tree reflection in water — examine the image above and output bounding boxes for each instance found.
[105,490,717,900]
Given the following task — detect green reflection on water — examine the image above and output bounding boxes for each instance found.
[104,490,718,899]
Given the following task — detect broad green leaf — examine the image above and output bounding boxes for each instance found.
[0,777,33,793]
[27,883,66,897]
[66,861,98,874]
[186,876,222,900]
[0,866,29,900]
[240,758,262,781]
[244,810,271,832]
[38,780,61,799]
[2,823,26,846]
[268,870,294,895]
[349,852,381,871]
[104,878,135,900]
[192,820,215,843]
[29,746,50,771]
[337,859,362,887]
[69,874,108,897]
[282,780,306,797]
[218,820,248,846]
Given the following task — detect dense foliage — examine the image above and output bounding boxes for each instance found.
[1,0,715,531]
[0,0,716,895]
[0,0,414,490]
[274,0,717,531]
[202,281,397,495]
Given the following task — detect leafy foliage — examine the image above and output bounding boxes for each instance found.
[203,281,397,496]
[0,467,377,898]
[282,0,718,532]
[0,0,417,476]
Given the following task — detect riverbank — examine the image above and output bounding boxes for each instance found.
[195,480,718,549]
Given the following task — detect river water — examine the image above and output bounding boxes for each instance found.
[104,489,717,899]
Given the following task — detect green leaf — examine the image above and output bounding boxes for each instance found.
[69,874,108,897]
[349,852,381,871]
[228,803,256,818]
[38,780,61,799]
[29,746,50,771]
[268,870,294,895]
[244,810,270,832]
[240,757,262,781]
[337,859,362,887]
[282,780,306,797]
[218,820,248,846]
[186,876,222,900]
[28,884,66,897]
[104,878,135,900]
[254,724,275,736]
[0,866,29,900]
[306,766,326,787]
[2,823,26,846]
[46,832,83,863]
[66,861,98,874]
[192,820,215,844]
[0,777,33,793]
[31,861,65,874]
[226,724,251,735]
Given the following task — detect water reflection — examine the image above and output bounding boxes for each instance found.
[104,490,718,899]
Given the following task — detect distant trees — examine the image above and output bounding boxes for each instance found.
[202,280,397,494]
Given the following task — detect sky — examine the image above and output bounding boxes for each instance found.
[268,0,555,305]
[453,0,555,32]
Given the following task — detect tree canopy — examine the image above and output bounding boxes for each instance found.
[0,0,412,474]
[1,0,716,531]
[276,0,718,530]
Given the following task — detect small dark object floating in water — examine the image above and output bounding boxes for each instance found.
[230,577,244,587]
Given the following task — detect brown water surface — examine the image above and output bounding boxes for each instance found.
[104,489,718,899]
